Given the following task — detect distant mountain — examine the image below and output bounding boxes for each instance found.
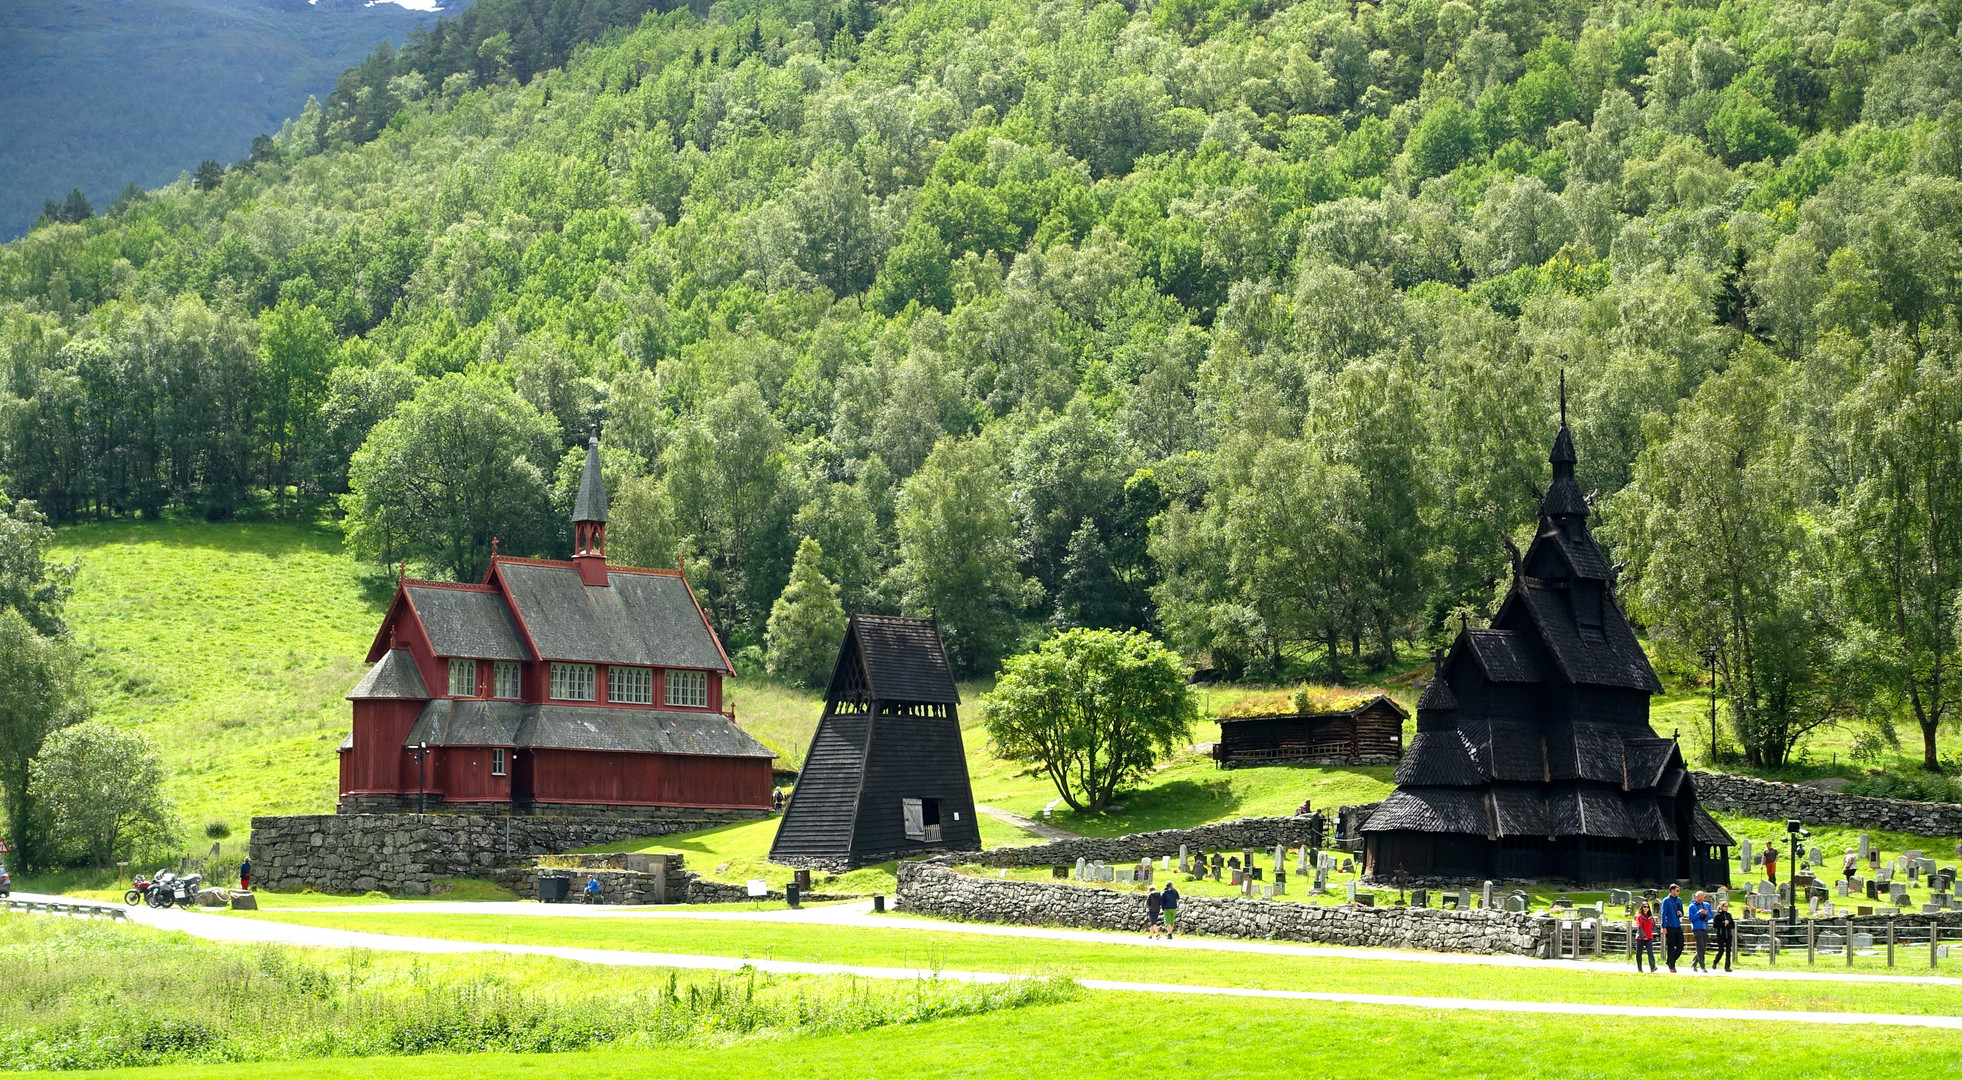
[0,0,464,239]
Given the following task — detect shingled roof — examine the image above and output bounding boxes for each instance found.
[497,561,730,671]
[404,585,530,662]
[573,437,610,523]
[840,615,959,705]
[405,699,773,758]
[348,648,429,700]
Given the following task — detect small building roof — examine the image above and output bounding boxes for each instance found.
[841,614,959,705]
[497,561,731,671]
[347,648,429,700]
[405,584,529,661]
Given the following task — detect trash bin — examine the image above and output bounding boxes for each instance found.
[873,893,885,913]
[786,882,801,907]
[537,875,570,903]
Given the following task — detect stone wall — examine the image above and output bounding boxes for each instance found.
[251,812,735,895]
[963,815,1327,868]
[1691,773,1962,838]
[895,862,1556,957]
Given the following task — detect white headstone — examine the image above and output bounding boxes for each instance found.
[1313,867,1328,894]
[1274,845,1285,874]
[1460,887,1472,910]
[1852,931,1873,951]
[1809,844,1822,865]
[1178,845,1188,873]
[1808,895,1819,916]
[1075,857,1086,880]
[1836,879,1848,897]
[1740,839,1752,868]
[1859,833,1871,860]
[1346,880,1358,902]
[1483,880,1495,910]
[1298,846,1309,874]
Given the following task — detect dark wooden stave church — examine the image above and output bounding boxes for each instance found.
[769,615,982,869]
[1361,413,1734,887]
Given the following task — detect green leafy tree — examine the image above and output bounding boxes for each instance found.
[983,628,1197,813]
[892,436,1032,674]
[0,609,89,871]
[766,537,848,687]
[193,159,225,191]
[257,300,337,517]
[1407,99,1479,180]
[342,371,560,582]
[0,497,74,637]
[31,721,175,869]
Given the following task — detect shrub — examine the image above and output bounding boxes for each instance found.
[204,820,231,840]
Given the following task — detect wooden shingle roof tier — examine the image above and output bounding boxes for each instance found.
[1393,731,1484,786]
[496,561,731,671]
[1461,630,1551,683]
[845,614,959,705]
[1510,584,1661,692]
[347,648,429,700]
[404,584,529,661]
[1364,787,1492,836]
[405,699,774,758]
[572,438,610,523]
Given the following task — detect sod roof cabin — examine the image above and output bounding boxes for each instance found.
[1361,407,1734,887]
[337,438,775,819]
[1213,695,1406,767]
[769,615,981,870]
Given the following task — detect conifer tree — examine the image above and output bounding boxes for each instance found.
[766,537,847,687]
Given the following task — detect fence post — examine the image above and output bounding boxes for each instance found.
[1935,924,1942,971]
[1768,922,1777,967]
[1846,917,1854,968]
[1888,921,1896,968]
[1806,919,1816,965]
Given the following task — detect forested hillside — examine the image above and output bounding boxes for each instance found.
[4,0,1962,775]
[0,0,453,241]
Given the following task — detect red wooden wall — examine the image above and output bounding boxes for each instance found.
[528,749,771,809]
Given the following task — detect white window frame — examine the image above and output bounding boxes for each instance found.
[491,748,507,776]
[493,661,522,700]
[447,658,477,698]
[664,668,708,708]
[550,662,597,701]
[608,665,653,705]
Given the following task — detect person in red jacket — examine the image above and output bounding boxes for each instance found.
[1634,903,1659,972]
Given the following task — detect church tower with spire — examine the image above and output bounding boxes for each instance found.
[1360,401,1735,887]
[572,436,610,586]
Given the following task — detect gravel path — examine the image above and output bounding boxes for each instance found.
[975,803,1079,841]
[27,896,1943,1030]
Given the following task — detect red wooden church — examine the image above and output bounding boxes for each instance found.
[337,439,776,817]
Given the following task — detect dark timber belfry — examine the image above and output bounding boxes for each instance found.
[1362,404,1734,887]
[769,615,982,869]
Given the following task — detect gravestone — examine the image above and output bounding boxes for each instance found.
[1298,847,1309,874]
[1460,887,1472,911]
[1272,880,1285,896]
[1868,880,1881,901]
[1860,833,1871,861]
[1809,845,1822,866]
[1505,894,1528,914]
[1242,849,1254,873]
[1054,865,1069,878]
[1341,859,1355,874]
[1739,839,1752,873]
[1611,888,1632,907]
[1075,857,1087,880]
[1910,864,1921,885]
[1821,901,1835,917]
[1412,889,1429,908]
[1274,845,1285,874]
[1878,866,1894,884]
[1717,886,1730,907]
[1891,883,1908,904]
[1346,880,1358,903]
[1907,849,1925,860]
[1808,896,1820,917]
[1179,845,1188,873]
[1819,931,1844,953]
[1313,867,1328,894]
[1483,881,1495,911]
[1836,880,1849,898]
[1441,894,1457,910]
[1250,866,1262,881]
[1231,870,1244,886]
[1356,893,1375,908]
[1852,932,1874,951]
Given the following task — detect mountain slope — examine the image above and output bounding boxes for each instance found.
[0,0,450,239]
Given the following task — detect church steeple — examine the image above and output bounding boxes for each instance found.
[572,436,610,586]
[1540,372,1589,520]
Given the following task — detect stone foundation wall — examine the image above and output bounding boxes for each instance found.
[1691,773,1962,838]
[251,812,737,895]
[963,815,1327,868]
[895,862,1555,957]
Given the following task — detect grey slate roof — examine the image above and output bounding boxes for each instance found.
[498,562,729,671]
[348,648,430,700]
[407,586,529,661]
[573,438,609,523]
[405,699,773,758]
[851,615,959,705]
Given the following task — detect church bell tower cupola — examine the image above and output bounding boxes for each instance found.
[572,436,610,586]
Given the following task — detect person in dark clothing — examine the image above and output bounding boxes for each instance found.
[1711,901,1736,972]
[1161,882,1180,938]
[239,857,251,891]
[1634,903,1659,972]
[1144,887,1164,937]
[1687,891,1714,972]
[1761,846,1777,885]
[1660,884,1686,972]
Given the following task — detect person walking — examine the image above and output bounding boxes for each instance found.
[1161,881,1180,939]
[1711,900,1735,972]
[1687,890,1714,972]
[1843,851,1859,887]
[1761,845,1778,885]
[1660,883,1686,972]
[238,856,251,892]
[1634,903,1659,972]
[1144,884,1164,938]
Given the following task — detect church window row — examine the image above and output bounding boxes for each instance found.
[445,658,711,707]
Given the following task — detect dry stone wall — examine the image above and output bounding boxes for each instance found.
[896,862,1556,956]
[251,813,732,895]
[1691,773,1962,838]
[965,815,1327,868]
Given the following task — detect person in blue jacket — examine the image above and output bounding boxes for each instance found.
[1687,890,1715,972]
[584,875,603,903]
[1659,883,1686,972]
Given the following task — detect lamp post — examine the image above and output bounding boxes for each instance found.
[1786,818,1807,926]
[412,741,430,814]
[1699,645,1719,764]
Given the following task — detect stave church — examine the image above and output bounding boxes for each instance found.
[1361,404,1734,887]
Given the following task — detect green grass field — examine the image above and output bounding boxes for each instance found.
[234,908,1962,1007]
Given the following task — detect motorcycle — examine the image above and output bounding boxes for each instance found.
[164,872,203,908]
[145,870,200,908]
[125,872,156,906]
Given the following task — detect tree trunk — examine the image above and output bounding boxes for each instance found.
[1923,720,1942,773]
